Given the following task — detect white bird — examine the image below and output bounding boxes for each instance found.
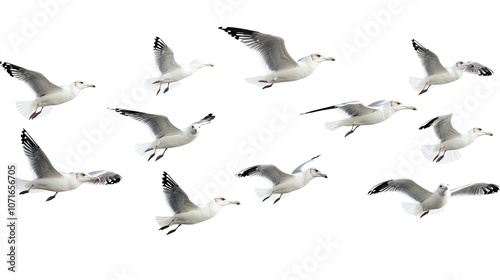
[218,27,335,89]
[146,36,214,95]
[301,100,417,137]
[419,114,493,163]
[368,179,499,218]
[409,39,493,95]
[156,171,240,235]
[17,129,122,201]
[236,155,327,204]
[1,61,95,120]
[110,108,215,161]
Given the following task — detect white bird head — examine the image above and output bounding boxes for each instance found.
[455,60,470,70]
[436,183,449,195]
[309,168,328,179]
[73,81,96,89]
[472,127,493,137]
[75,172,101,183]
[190,113,215,134]
[310,53,335,63]
[389,100,417,111]
[213,197,241,206]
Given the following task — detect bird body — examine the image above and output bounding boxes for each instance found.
[237,156,327,204]
[156,172,240,235]
[409,39,493,95]
[419,114,492,163]
[17,129,121,201]
[368,179,499,218]
[301,100,417,137]
[219,27,334,89]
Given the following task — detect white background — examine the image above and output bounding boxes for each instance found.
[1,0,500,279]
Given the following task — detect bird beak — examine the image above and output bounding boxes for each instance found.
[232,201,241,205]
[207,63,214,67]
[403,105,417,111]
[95,177,101,182]
[485,132,493,136]
[320,173,328,179]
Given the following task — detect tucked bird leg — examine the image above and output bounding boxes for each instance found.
[418,84,431,95]
[46,192,58,202]
[432,149,442,162]
[167,224,181,235]
[420,211,430,218]
[155,148,168,161]
[147,147,157,162]
[163,82,170,93]
[153,81,163,95]
[262,191,274,202]
[344,125,360,137]
[159,219,175,231]
[436,150,447,163]
[19,184,34,195]
[273,193,283,204]
[29,104,44,120]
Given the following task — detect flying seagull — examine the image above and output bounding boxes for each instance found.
[409,39,493,95]
[236,155,327,204]
[109,108,215,161]
[156,171,240,235]
[218,27,335,89]
[368,179,499,218]
[17,129,121,201]
[301,100,417,137]
[146,36,213,95]
[1,61,95,120]
[419,114,493,163]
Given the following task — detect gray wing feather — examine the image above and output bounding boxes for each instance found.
[2,62,61,97]
[21,129,61,179]
[219,27,298,71]
[110,108,182,138]
[292,155,320,174]
[162,172,198,214]
[368,179,433,202]
[433,114,462,141]
[237,164,293,186]
[153,37,181,74]
[88,170,122,185]
[451,183,499,197]
[412,40,447,76]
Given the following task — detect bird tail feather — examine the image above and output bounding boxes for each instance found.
[14,179,45,194]
[401,202,424,217]
[156,216,175,228]
[421,145,461,164]
[135,143,153,157]
[16,101,53,119]
[144,77,180,93]
[324,120,343,131]
[408,76,425,91]
[421,144,439,162]
[245,76,269,87]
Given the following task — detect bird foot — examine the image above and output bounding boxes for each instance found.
[144,148,153,152]
[167,229,177,235]
[436,155,445,163]
[261,83,273,90]
[420,211,430,218]
[163,87,169,93]
[155,154,164,161]
[29,111,41,120]
[344,130,355,137]
[273,197,281,204]
[46,195,57,202]
[159,225,170,231]
[432,153,440,162]
[19,190,29,195]
[147,153,155,162]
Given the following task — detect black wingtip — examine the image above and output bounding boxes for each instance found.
[300,105,338,115]
[368,180,392,195]
[153,36,166,51]
[485,184,500,195]
[1,61,15,77]
[418,116,439,130]
[236,166,258,178]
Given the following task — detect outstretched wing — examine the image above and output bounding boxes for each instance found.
[411,39,447,76]
[153,37,181,74]
[88,170,122,185]
[110,108,182,138]
[236,164,293,186]
[465,62,493,76]
[419,114,462,141]
[301,101,376,116]
[451,183,499,197]
[21,129,61,179]
[219,27,298,71]
[292,155,320,174]
[368,179,433,203]
[2,62,61,97]
[162,172,198,214]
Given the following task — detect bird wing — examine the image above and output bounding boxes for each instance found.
[192,113,215,126]
[411,39,447,76]
[21,129,62,179]
[110,108,182,138]
[162,172,198,214]
[451,183,499,197]
[301,101,376,116]
[368,179,433,203]
[219,27,298,71]
[292,155,320,174]
[236,164,293,186]
[432,114,462,141]
[2,62,62,97]
[465,62,493,76]
[153,37,181,74]
[87,170,122,185]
